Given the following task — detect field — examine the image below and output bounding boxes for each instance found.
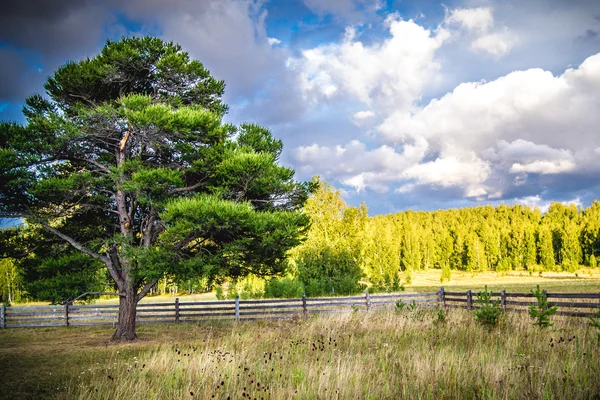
[1,307,600,399]
[3,270,600,399]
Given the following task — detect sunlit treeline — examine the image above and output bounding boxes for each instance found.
[289,181,600,292]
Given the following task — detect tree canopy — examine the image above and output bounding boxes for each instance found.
[0,37,311,340]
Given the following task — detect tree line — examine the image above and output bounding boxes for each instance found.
[252,181,600,297]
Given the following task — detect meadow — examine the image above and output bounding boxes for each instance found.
[1,306,600,399]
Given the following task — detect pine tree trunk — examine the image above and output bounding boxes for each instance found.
[112,288,137,341]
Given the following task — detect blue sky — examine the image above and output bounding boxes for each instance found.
[2,0,600,215]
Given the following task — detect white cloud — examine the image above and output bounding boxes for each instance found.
[515,195,583,213]
[293,139,428,192]
[470,30,518,57]
[401,154,491,197]
[445,7,494,33]
[289,15,448,111]
[293,49,600,201]
[376,53,600,198]
[510,160,576,174]
[443,6,518,57]
[352,110,375,125]
[268,37,281,46]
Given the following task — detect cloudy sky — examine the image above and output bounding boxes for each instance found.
[2,0,600,215]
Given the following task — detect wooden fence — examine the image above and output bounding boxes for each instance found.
[1,288,599,328]
[0,291,437,328]
[442,288,600,318]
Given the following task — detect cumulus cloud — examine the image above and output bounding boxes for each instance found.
[470,30,518,57]
[402,154,491,197]
[293,139,427,193]
[445,7,494,33]
[515,195,582,213]
[292,41,600,203]
[510,160,576,174]
[351,110,375,125]
[289,15,449,111]
[443,6,518,57]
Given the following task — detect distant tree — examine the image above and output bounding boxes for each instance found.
[538,224,555,270]
[291,179,365,295]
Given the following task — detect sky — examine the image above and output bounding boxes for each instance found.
[1,0,600,216]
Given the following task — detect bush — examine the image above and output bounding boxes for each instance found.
[296,247,364,296]
[473,285,503,328]
[263,277,304,298]
[440,265,451,283]
[529,285,557,328]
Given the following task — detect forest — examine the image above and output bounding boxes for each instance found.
[3,179,599,303]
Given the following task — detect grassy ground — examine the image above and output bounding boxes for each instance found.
[408,268,600,294]
[1,309,600,399]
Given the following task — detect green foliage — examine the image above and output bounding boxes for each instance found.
[436,307,447,324]
[394,299,406,312]
[263,277,304,298]
[440,264,452,283]
[394,299,418,312]
[529,285,558,328]
[0,258,21,304]
[590,254,597,268]
[0,37,310,340]
[473,286,503,328]
[407,300,418,312]
[291,180,365,297]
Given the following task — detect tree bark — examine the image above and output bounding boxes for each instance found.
[112,285,137,341]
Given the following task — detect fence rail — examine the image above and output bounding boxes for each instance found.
[441,287,600,318]
[1,287,599,328]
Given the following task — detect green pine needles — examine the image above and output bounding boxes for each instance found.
[473,285,504,328]
[528,285,558,328]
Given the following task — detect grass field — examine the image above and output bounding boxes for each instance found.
[1,308,600,399]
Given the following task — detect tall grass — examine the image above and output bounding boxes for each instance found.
[52,309,600,399]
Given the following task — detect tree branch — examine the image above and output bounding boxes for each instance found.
[137,279,158,302]
[74,158,111,174]
[168,180,205,195]
[41,223,109,264]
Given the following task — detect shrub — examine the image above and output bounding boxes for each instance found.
[263,277,304,298]
[473,285,503,328]
[529,285,558,328]
[394,299,406,312]
[440,264,451,283]
[436,307,447,324]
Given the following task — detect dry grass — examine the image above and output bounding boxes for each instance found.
[2,309,599,399]
[408,268,600,294]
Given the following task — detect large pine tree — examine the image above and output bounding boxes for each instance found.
[0,37,310,340]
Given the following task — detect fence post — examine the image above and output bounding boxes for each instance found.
[302,293,307,319]
[1,303,5,329]
[64,302,70,327]
[467,290,473,310]
[175,297,180,323]
[365,289,371,312]
[500,290,506,312]
[439,287,445,308]
[235,296,240,322]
